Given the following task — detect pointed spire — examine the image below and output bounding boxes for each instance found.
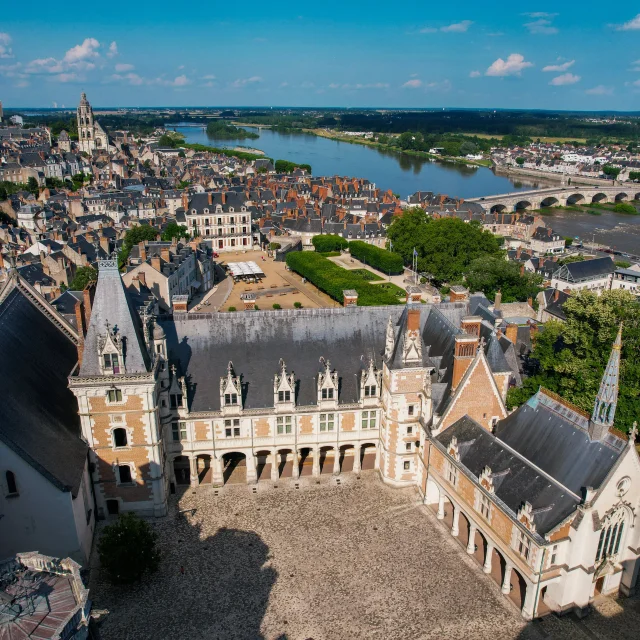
[591,323,623,428]
[629,421,638,446]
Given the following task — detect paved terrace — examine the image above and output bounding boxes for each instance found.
[91,474,537,640]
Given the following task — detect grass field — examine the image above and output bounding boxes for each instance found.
[350,269,384,281]
[460,133,587,144]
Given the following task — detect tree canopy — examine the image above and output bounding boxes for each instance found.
[119,225,160,267]
[464,256,542,302]
[97,513,161,584]
[68,266,97,291]
[386,209,503,282]
[161,222,190,242]
[507,290,640,433]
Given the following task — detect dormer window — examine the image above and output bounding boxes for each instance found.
[103,353,121,373]
[170,393,183,409]
[364,385,376,397]
[224,393,238,405]
[322,388,334,400]
[278,390,291,402]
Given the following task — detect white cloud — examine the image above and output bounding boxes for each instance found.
[107,41,118,58]
[402,79,423,88]
[25,57,65,74]
[469,70,481,78]
[328,83,340,89]
[543,59,575,72]
[425,79,452,91]
[614,14,640,31]
[201,74,216,80]
[53,72,81,83]
[629,79,640,87]
[550,73,581,86]
[586,85,614,95]
[231,76,263,88]
[64,38,100,64]
[341,82,390,90]
[0,33,13,58]
[441,20,473,33]
[420,20,473,34]
[169,74,189,87]
[524,18,558,35]
[115,63,134,72]
[485,53,533,76]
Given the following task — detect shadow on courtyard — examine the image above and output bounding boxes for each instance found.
[91,513,279,640]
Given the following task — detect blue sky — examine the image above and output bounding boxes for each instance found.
[2,2,640,110]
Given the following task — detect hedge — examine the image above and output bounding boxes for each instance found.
[348,241,404,275]
[312,234,349,253]
[286,252,403,306]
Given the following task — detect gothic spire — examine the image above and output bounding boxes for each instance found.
[591,323,623,427]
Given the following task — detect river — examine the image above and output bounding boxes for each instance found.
[173,125,640,254]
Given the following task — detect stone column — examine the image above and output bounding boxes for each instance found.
[291,450,300,480]
[451,504,460,537]
[483,542,494,574]
[246,451,257,484]
[353,445,361,474]
[502,563,513,595]
[467,523,478,555]
[271,450,279,482]
[332,448,341,475]
[437,493,445,520]
[374,445,381,470]
[212,456,223,486]
[312,449,321,477]
[189,456,198,487]
[521,579,537,620]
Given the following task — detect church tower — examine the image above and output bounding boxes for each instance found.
[77,92,96,154]
[68,254,169,518]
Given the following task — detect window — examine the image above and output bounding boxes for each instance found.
[107,388,123,403]
[405,442,412,451]
[364,385,377,397]
[278,390,291,403]
[403,461,411,471]
[322,388,334,400]
[479,494,491,520]
[596,519,625,563]
[103,353,120,373]
[516,531,531,561]
[446,460,458,487]
[408,405,415,416]
[550,545,558,566]
[224,393,238,406]
[277,416,292,435]
[361,410,377,429]
[113,428,128,448]
[170,393,183,409]
[320,413,335,431]
[224,419,240,437]
[118,465,132,484]
[172,421,187,442]
[407,426,413,435]
[6,471,18,496]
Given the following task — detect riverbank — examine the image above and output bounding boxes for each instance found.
[306,129,494,169]
[494,165,617,188]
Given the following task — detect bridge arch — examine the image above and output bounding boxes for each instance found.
[592,193,609,204]
[490,204,508,214]
[514,200,533,211]
[565,193,585,205]
[540,196,560,208]
[635,192,640,202]
[614,192,629,202]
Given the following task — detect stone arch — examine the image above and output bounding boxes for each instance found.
[173,455,190,485]
[490,547,507,588]
[565,193,585,205]
[592,192,608,204]
[222,451,247,484]
[540,196,560,208]
[472,528,488,566]
[299,447,314,477]
[276,449,295,478]
[458,511,472,549]
[614,192,629,202]
[255,450,272,482]
[442,496,455,531]
[514,200,533,211]
[509,566,528,610]
[196,454,212,484]
[319,446,335,475]
[490,204,508,214]
[360,442,377,470]
[339,444,355,473]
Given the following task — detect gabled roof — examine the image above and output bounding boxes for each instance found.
[554,257,615,282]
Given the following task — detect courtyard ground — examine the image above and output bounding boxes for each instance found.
[90,474,539,640]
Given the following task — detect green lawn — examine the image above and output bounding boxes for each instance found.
[350,269,383,281]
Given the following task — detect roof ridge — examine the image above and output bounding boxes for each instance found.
[539,387,590,420]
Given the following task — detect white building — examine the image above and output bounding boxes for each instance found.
[551,257,615,294]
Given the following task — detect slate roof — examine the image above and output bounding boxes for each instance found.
[494,389,626,496]
[555,257,615,282]
[436,415,580,535]
[0,285,87,495]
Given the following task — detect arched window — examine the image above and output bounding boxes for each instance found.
[113,428,128,448]
[595,510,626,562]
[6,470,18,495]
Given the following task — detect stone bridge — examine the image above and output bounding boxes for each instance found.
[467,186,640,212]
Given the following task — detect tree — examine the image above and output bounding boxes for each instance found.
[459,141,478,156]
[613,202,637,214]
[628,171,640,181]
[68,266,97,291]
[386,210,503,283]
[464,256,542,302]
[506,290,640,433]
[602,165,621,179]
[97,513,161,584]
[27,177,39,195]
[515,157,525,166]
[119,225,160,267]
[161,222,190,242]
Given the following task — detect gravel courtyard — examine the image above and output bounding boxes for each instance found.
[90,473,539,640]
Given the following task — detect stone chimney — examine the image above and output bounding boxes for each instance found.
[151,256,162,272]
[461,315,482,337]
[207,192,213,206]
[160,247,171,262]
[138,241,147,261]
[343,290,358,307]
[138,270,146,287]
[181,193,189,210]
[406,286,422,304]
[505,323,518,345]
[172,295,189,313]
[494,289,502,311]
[452,334,479,390]
[82,285,94,328]
[74,300,86,366]
[99,236,110,254]
[240,292,256,310]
